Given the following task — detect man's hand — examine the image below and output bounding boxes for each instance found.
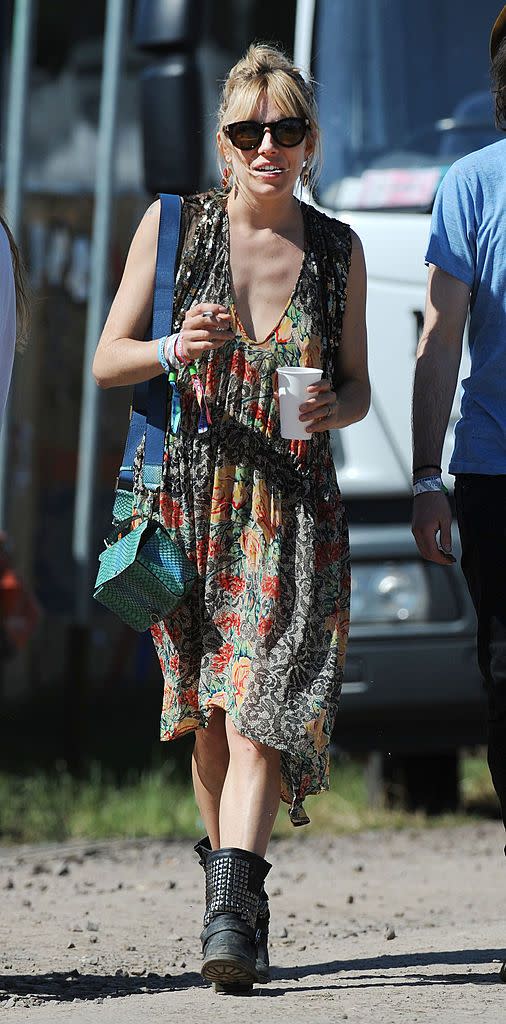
[411,491,456,564]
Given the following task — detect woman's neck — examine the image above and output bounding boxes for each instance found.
[226,185,301,234]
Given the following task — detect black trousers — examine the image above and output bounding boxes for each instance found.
[455,474,506,831]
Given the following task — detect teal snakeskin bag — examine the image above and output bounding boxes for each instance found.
[94,510,197,633]
[93,194,196,631]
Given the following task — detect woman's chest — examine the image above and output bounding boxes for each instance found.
[229,231,305,346]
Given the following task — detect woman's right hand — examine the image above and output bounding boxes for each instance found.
[179,303,234,362]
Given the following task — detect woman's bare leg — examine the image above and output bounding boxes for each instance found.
[192,709,229,849]
[219,715,281,858]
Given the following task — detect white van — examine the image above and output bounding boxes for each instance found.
[294,0,503,808]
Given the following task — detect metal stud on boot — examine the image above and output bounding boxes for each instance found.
[200,847,271,989]
[194,836,271,985]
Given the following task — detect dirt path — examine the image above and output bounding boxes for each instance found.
[1,823,506,1023]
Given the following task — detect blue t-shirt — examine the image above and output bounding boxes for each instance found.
[426,138,506,474]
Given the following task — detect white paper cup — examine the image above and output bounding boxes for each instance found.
[276,366,323,440]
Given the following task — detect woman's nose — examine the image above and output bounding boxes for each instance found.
[257,128,277,154]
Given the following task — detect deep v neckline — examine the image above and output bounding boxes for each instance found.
[225,204,308,346]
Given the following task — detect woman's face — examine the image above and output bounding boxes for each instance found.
[219,94,313,203]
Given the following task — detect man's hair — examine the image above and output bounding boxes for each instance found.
[491,35,506,129]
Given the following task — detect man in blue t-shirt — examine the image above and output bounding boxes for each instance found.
[412,4,506,880]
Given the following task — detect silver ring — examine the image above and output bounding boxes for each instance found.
[201,310,214,320]
[326,404,332,419]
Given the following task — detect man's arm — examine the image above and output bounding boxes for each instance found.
[411,265,470,565]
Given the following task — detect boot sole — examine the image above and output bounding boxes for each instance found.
[202,953,257,987]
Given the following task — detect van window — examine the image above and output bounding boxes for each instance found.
[313,0,502,210]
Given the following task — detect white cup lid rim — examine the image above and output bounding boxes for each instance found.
[276,366,321,374]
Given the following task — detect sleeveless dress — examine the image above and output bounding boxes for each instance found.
[134,191,352,825]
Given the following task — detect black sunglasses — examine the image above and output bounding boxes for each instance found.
[224,117,309,150]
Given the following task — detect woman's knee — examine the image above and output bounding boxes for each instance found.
[194,709,228,761]
[225,715,279,767]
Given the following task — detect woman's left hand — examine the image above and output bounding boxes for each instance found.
[299,378,339,432]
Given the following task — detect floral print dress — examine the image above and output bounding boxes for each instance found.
[134,192,352,825]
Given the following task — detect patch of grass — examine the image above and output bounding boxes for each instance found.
[0,753,498,845]
[0,766,200,844]
[460,749,499,815]
[68,771,199,841]
[273,756,424,837]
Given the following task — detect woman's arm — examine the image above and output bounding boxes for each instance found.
[301,229,370,431]
[331,229,370,426]
[92,200,162,388]
[93,200,235,389]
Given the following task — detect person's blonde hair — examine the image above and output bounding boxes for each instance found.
[1,215,29,348]
[218,43,322,190]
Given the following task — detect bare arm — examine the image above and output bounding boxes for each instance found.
[301,229,370,431]
[93,200,162,388]
[411,265,470,564]
[92,201,233,389]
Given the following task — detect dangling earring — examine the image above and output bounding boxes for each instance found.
[301,161,310,188]
[221,164,232,189]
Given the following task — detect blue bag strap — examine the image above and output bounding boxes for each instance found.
[118,193,181,491]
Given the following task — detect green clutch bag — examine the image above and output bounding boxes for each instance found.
[94,502,197,633]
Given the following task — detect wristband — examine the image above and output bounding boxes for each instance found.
[157,333,180,373]
[175,333,190,365]
[413,475,449,496]
[158,333,209,435]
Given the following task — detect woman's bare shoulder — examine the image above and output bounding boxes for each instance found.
[132,199,161,249]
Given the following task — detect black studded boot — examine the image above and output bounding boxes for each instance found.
[194,836,271,984]
[255,888,271,984]
[200,847,271,989]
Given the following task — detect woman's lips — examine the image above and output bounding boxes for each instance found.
[252,165,285,176]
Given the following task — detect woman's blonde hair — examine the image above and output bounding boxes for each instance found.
[1,215,29,348]
[218,43,322,189]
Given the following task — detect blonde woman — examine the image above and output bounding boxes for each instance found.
[0,215,26,423]
[94,44,369,992]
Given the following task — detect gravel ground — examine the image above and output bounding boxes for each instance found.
[1,823,506,1023]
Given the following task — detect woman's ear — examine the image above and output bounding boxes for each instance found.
[217,131,230,163]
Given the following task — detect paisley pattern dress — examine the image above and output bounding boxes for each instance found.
[134,191,352,825]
